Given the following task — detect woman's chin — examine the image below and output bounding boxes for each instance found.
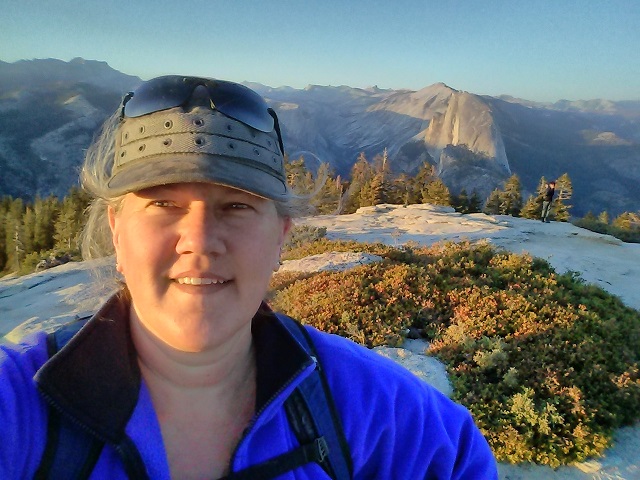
[160,319,247,354]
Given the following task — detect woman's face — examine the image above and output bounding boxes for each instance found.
[109,182,291,352]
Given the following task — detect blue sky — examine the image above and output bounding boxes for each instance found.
[1,0,638,102]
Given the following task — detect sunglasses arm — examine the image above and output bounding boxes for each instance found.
[268,108,285,156]
[119,92,135,119]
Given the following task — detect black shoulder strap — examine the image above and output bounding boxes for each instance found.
[221,315,352,480]
[279,314,353,480]
[35,318,104,480]
[34,408,104,480]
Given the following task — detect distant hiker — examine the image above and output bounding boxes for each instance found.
[0,76,498,479]
[541,180,556,222]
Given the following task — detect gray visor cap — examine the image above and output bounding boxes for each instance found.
[107,108,288,200]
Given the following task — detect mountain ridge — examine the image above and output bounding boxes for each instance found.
[1,58,639,216]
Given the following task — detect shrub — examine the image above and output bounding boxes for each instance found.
[270,239,640,466]
[283,224,327,253]
[573,216,640,244]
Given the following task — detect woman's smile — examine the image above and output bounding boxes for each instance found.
[174,277,229,286]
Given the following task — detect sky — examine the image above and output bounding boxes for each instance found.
[1,0,639,102]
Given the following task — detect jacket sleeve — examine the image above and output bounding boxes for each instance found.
[308,328,498,479]
[0,334,50,479]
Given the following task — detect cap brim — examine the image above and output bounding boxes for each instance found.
[106,153,289,200]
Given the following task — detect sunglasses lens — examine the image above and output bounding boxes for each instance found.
[122,76,275,133]
[207,80,274,133]
[123,76,194,118]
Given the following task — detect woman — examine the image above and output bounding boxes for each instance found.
[0,76,498,479]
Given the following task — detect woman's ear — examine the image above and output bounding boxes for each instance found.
[280,216,293,244]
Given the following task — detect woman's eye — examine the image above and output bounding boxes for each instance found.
[150,200,175,208]
[228,203,250,210]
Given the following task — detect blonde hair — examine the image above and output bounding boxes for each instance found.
[80,111,123,262]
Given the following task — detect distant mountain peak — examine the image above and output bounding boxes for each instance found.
[0,57,141,95]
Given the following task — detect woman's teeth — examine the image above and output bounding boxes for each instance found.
[176,278,227,285]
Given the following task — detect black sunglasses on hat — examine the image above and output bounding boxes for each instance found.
[120,75,284,154]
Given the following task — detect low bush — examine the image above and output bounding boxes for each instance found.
[283,224,328,253]
[270,239,640,467]
[573,217,640,243]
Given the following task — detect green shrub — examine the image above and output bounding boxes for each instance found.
[270,239,640,467]
[283,224,327,253]
[282,237,396,262]
[573,217,640,243]
[18,248,81,275]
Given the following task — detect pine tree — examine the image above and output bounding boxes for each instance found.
[390,173,414,205]
[612,212,640,231]
[285,155,314,195]
[484,189,503,215]
[421,179,451,206]
[3,198,25,273]
[358,176,382,208]
[520,195,541,219]
[313,163,342,214]
[452,189,470,213]
[394,171,426,206]
[0,198,9,271]
[33,195,59,252]
[343,152,374,213]
[372,173,386,206]
[54,199,79,252]
[22,206,36,254]
[552,173,573,222]
[467,191,482,213]
[53,187,90,253]
[598,211,610,225]
[501,174,523,217]
[351,152,374,185]
[414,162,436,194]
[370,149,392,205]
[341,182,360,214]
[372,148,391,176]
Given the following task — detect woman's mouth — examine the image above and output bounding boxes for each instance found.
[175,277,229,285]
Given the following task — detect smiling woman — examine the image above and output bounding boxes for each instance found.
[0,76,498,479]
[111,183,289,353]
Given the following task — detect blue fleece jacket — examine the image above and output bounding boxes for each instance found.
[0,293,498,479]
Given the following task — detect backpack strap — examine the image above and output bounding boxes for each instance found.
[278,314,353,480]
[34,408,104,480]
[221,436,330,480]
[221,315,352,480]
[35,317,105,480]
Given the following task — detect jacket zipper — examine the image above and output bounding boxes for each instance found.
[226,357,317,474]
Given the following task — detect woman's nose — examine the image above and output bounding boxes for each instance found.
[175,207,226,255]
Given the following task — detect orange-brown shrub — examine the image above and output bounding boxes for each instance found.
[270,239,640,466]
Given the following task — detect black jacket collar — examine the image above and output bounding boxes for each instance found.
[34,292,311,445]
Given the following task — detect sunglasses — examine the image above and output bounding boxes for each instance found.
[120,75,284,154]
